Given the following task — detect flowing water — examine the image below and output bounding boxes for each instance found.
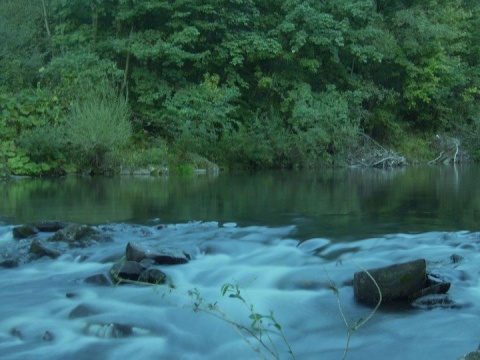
[1,166,480,360]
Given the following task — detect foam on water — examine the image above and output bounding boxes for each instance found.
[0,222,479,360]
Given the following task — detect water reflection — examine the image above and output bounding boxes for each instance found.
[1,165,479,240]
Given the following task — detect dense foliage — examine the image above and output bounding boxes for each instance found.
[1,0,479,175]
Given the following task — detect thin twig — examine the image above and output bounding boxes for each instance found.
[323,263,382,360]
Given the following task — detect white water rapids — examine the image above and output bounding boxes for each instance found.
[0,221,479,360]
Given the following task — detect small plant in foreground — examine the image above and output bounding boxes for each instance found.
[188,283,296,360]
[324,264,382,360]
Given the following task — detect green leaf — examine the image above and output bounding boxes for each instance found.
[221,284,231,296]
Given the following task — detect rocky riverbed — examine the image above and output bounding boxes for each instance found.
[1,220,479,359]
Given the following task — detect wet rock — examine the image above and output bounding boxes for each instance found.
[84,273,112,286]
[68,304,99,319]
[49,224,109,247]
[84,323,133,338]
[450,254,464,263]
[0,258,19,268]
[29,239,62,259]
[12,225,39,239]
[49,224,97,242]
[126,242,190,265]
[412,280,451,299]
[139,258,157,268]
[110,261,146,282]
[10,327,23,339]
[353,259,427,306]
[138,268,167,285]
[459,350,480,360]
[43,331,54,341]
[28,220,70,232]
[411,294,461,310]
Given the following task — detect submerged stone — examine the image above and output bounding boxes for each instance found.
[68,304,99,319]
[84,323,133,338]
[450,254,464,263]
[411,294,462,310]
[84,273,113,286]
[43,331,54,341]
[10,327,23,339]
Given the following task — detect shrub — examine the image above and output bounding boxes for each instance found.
[64,84,132,170]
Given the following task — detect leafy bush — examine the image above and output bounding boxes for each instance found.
[109,137,169,171]
[17,125,68,175]
[285,84,360,166]
[40,52,123,104]
[64,84,132,170]
[18,125,64,163]
[160,74,240,160]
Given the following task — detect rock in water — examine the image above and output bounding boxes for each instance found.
[12,225,39,239]
[84,273,113,286]
[126,242,190,265]
[138,268,167,285]
[29,239,62,259]
[353,259,427,306]
[84,323,133,338]
[110,261,146,282]
[28,220,70,232]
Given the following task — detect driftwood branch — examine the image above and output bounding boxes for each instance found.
[348,133,406,168]
[429,135,464,165]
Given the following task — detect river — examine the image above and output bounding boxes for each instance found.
[0,165,479,359]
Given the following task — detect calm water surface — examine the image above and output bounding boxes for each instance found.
[1,165,479,239]
[0,165,479,360]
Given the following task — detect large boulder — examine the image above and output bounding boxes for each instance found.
[126,242,190,265]
[353,259,451,306]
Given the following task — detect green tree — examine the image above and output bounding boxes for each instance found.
[0,0,49,90]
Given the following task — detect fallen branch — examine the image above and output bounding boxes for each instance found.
[348,133,406,168]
